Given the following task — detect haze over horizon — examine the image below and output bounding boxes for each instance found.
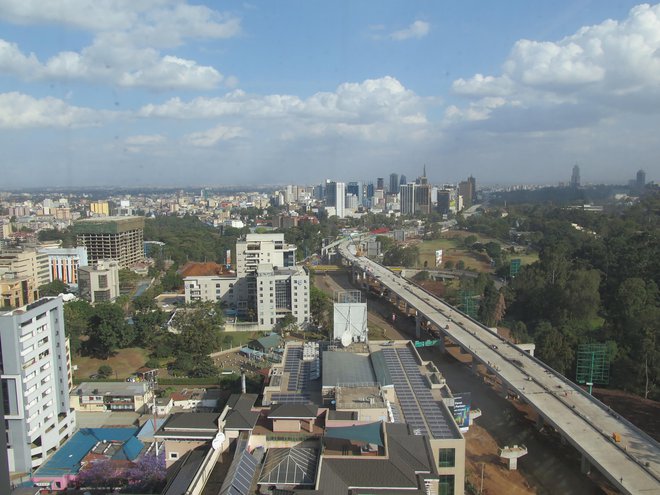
[0,1,659,188]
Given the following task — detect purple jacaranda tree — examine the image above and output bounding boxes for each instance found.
[123,452,167,493]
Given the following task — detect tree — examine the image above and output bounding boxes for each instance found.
[173,302,224,355]
[478,282,499,327]
[125,452,166,493]
[38,280,68,297]
[161,270,183,292]
[456,260,466,270]
[63,300,94,356]
[189,355,219,378]
[310,285,332,330]
[444,260,454,270]
[534,321,574,374]
[77,460,122,490]
[98,365,113,378]
[493,290,507,325]
[464,235,478,248]
[87,303,133,358]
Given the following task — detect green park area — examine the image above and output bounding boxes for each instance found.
[416,231,538,273]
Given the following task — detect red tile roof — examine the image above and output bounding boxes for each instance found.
[178,262,235,277]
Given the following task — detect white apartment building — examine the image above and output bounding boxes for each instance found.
[185,277,238,306]
[77,259,120,303]
[183,234,309,331]
[0,297,76,474]
[235,233,297,277]
[256,264,310,328]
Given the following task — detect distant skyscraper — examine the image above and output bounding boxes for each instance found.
[636,169,646,189]
[389,173,399,194]
[571,164,581,187]
[400,183,416,215]
[325,181,346,218]
[376,177,385,190]
[366,182,374,202]
[459,178,475,208]
[399,174,407,186]
[346,181,363,204]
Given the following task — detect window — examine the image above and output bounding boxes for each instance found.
[439,448,455,467]
[439,475,454,495]
[169,452,179,459]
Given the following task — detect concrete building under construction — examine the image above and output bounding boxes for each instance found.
[74,216,144,269]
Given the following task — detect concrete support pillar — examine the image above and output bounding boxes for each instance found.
[560,436,567,446]
[536,415,544,430]
[580,454,591,475]
[415,313,421,340]
[437,336,445,353]
[470,358,479,376]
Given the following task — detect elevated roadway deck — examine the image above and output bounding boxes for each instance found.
[338,240,660,495]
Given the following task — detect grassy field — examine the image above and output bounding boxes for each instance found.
[416,237,493,272]
[416,231,538,272]
[73,347,150,380]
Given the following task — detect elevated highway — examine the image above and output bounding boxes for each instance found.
[338,239,660,495]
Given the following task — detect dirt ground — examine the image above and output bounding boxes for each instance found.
[73,347,150,379]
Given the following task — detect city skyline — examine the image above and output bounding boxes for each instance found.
[1,1,659,187]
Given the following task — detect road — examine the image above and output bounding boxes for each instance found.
[339,239,660,495]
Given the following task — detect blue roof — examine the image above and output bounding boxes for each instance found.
[34,428,140,477]
[137,419,167,439]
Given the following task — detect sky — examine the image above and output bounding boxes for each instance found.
[0,0,659,188]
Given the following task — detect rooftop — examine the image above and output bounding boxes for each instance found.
[33,428,140,478]
[74,381,150,396]
[155,412,220,438]
[179,261,236,278]
[322,351,376,388]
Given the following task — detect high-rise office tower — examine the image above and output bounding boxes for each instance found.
[376,177,385,191]
[346,182,363,205]
[389,173,399,195]
[324,181,346,218]
[571,165,581,187]
[74,216,144,269]
[399,174,407,186]
[400,183,416,215]
[459,177,475,208]
[636,169,646,189]
[0,297,76,474]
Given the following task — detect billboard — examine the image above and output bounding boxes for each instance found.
[435,249,443,267]
[452,392,471,430]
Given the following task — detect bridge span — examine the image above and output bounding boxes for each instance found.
[338,239,660,495]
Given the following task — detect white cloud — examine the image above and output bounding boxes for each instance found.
[183,125,244,147]
[0,1,239,90]
[0,92,110,129]
[390,20,430,41]
[140,76,428,123]
[125,134,165,145]
[0,38,224,90]
[0,1,241,46]
[448,3,660,130]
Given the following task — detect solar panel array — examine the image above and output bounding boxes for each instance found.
[396,348,454,439]
[381,347,455,439]
[270,393,311,404]
[220,448,259,495]
[270,346,317,405]
[285,347,302,391]
[382,348,427,436]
